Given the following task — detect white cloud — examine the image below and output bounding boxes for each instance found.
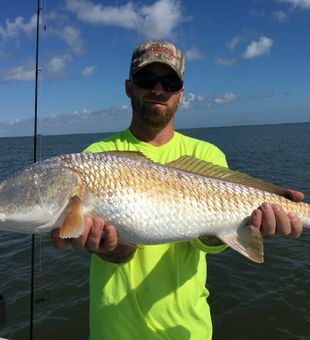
[180,92,239,110]
[82,65,95,76]
[226,31,256,50]
[7,118,23,126]
[0,15,37,39]
[49,55,70,73]
[278,0,310,9]
[180,93,206,110]
[47,54,72,78]
[211,93,240,106]
[43,12,85,55]
[60,26,85,54]
[65,0,140,28]
[0,64,35,81]
[0,53,72,82]
[0,106,131,136]
[0,12,84,61]
[243,36,273,60]
[273,11,288,21]
[65,0,184,39]
[73,108,93,115]
[140,0,183,39]
[227,35,245,50]
[215,57,236,66]
[185,47,203,61]
[0,54,72,82]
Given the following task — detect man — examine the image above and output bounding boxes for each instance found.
[52,40,304,339]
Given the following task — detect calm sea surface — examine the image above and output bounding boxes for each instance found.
[0,123,309,340]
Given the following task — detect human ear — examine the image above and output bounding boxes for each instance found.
[125,80,132,98]
[178,87,184,103]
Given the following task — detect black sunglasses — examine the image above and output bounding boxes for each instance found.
[132,74,183,92]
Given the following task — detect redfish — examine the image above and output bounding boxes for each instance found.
[0,151,309,263]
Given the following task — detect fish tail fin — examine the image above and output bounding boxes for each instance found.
[60,196,84,238]
[219,222,264,263]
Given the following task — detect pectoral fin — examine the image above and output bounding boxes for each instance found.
[60,196,84,239]
[218,222,264,263]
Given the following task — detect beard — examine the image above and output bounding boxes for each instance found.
[131,95,178,129]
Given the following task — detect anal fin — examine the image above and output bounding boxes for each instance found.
[60,196,84,239]
[219,222,264,263]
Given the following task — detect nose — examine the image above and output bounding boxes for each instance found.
[151,80,164,94]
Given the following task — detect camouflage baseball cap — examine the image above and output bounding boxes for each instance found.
[129,40,185,81]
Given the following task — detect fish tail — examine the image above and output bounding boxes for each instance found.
[218,221,264,263]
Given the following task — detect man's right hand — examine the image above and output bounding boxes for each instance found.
[51,216,137,263]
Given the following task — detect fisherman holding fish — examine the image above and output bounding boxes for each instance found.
[48,41,303,338]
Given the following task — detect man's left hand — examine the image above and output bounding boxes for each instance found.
[250,189,304,237]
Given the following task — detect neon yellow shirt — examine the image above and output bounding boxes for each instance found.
[85,129,228,340]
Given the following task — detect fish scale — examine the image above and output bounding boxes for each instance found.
[0,151,309,263]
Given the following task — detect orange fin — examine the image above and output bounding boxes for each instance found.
[60,196,84,239]
[166,156,287,197]
[218,222,264,263]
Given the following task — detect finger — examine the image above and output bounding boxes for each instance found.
[102,225,118,252]
[284,189,304,202]
[71,216,92,251]
[51,228,70,249]
[272,204,291,236]
[287,212,303,238]
[260,203,276,236]
[250,209,262,229]
[86,217,105,252]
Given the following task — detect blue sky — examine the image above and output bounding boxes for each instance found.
[0,0,309,137]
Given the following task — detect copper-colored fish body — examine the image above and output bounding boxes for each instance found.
[0,152,309,263]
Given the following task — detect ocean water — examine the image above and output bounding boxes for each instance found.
[0,123,309,340]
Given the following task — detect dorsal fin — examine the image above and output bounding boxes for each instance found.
[100,151,286,197]
[165,156,287,196]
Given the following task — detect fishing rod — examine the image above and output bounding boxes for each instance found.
[30,0,41,338]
